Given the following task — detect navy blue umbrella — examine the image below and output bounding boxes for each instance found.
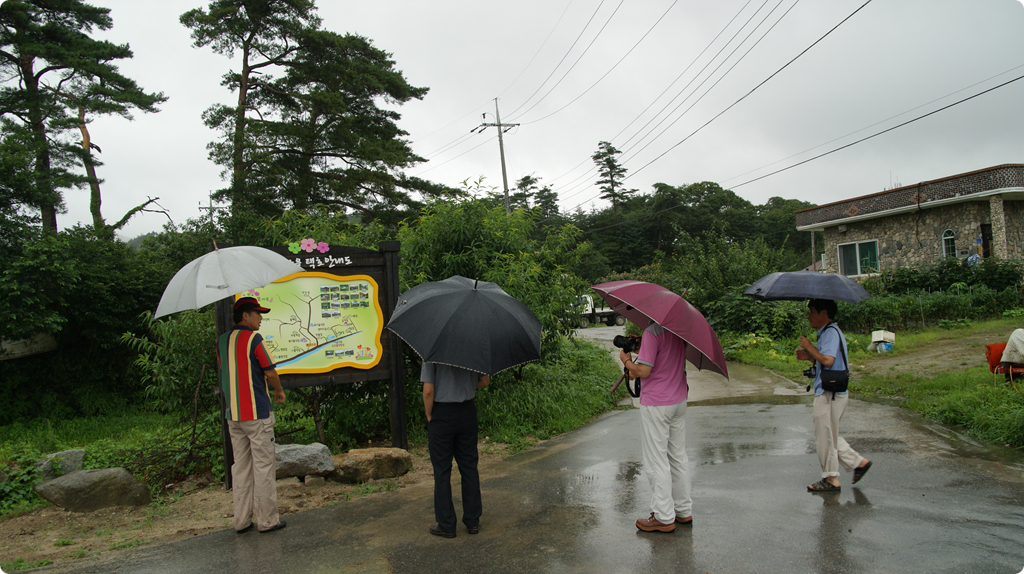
[743,271,870,304]
[386,276,542,375]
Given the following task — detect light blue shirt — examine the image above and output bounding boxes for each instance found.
[814,322,848,396]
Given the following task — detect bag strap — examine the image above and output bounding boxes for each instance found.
[824,323,847,400]
[825,324,848,372]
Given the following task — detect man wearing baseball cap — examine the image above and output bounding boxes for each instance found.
[217,296,287,533]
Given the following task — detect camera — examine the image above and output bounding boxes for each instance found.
[613,334,642,354]
[803,365,817,379]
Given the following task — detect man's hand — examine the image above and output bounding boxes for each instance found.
[795,348,811,361]
[619,350,632,365]
[798,336,815,352]
[274,389,286,403]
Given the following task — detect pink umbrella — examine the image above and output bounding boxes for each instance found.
[591,280,729,379]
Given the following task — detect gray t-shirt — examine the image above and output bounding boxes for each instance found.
[420,362,480,403]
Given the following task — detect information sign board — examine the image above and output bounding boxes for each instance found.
[236,272,383,374]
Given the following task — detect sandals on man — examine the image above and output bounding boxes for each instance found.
[853,460,872,484]
[807,479,840,492]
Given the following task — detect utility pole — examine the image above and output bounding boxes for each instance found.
[199,198,227,226]
[474,98,519,214]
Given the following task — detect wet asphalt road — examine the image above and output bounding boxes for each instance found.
[32,327,1024,574]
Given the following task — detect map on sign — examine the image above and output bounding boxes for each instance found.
[237,272,383,374]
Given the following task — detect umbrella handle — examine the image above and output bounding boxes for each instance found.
[610,369,629,394]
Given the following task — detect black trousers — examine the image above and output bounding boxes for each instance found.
[428,399,481,532]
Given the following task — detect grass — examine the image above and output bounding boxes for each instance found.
[0,557,53,571]
[725,316,1024,449]
[476,336,623,453]
[0,413,176,463]
[108,535,152,550]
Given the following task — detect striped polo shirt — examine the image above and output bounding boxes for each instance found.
[216,325,276,421]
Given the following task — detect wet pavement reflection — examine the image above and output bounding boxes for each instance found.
[41,334,1024,574]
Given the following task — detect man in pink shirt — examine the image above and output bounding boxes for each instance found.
[620,321,691,533]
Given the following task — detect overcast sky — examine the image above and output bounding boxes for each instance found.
[37,0,1024,239]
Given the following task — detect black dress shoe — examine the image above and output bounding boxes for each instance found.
[467,524,480,534]
[259,521,286,533]
[236,523,253,534]
[430,525,456,538]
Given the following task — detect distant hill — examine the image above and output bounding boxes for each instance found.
[125,231,159,249]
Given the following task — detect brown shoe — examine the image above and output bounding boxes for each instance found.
[675,515,693,525]
[636,513,676,533]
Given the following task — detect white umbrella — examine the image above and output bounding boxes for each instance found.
[154,246,304,318]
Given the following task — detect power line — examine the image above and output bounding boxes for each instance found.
[730,72,1024,188]
[507,0,626,122]
[620,0,797,163]
[626,0,874,179]
[496,0,577,100]
[580,71,1024,235]
[413,134,496,177]
[543,0,759,205]
[517,0,680,126]
[504,0,608,119]
[720,63,1024,185]
[617,0,767,151]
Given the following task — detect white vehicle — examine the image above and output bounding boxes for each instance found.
[574,294,626,328]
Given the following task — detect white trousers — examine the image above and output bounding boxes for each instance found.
[228,412,280,531]
[812,393,864,479]
[640,401,691,523]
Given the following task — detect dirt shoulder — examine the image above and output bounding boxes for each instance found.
[850,322,1012,380]
[0,442,510,570]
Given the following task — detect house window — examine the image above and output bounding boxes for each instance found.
[942,229,956,258]
[838,240,878,276]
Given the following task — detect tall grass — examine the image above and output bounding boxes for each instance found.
[477,337,623,451]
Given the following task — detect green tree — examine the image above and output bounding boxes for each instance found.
[0,0,163,233]
[399,200,588,343]
[181,0,320,227]
[591,141,635,217]
[756,196,818,267]
[676,182,757,242]
[183,1,431,234]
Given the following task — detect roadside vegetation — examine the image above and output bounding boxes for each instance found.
[721,315,1024,449]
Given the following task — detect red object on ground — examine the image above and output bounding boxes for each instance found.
[985,343,1024,380]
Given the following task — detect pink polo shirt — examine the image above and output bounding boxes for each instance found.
[635,324,688,406]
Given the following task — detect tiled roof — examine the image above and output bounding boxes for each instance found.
[794,164,1024,229]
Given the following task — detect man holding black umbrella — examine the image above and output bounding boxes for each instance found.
[796,299,872,492]
[422,363,490,538]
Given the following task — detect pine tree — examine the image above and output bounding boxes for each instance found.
[591,141,635,218]
[0,0,163,233]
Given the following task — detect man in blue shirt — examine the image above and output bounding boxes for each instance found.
[796,299,872,492]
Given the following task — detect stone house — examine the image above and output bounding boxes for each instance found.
[793,164,1024,276]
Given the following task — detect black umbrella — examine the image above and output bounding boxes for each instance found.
[743,271,871,304]
[386,276,542,375]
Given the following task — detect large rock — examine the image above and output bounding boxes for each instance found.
[34,468,150,512]
[329,448,412,483]
[275,443,333,479]
[36,449,85,482]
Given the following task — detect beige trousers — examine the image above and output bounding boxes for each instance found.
[228,412,279,531]
[812,393,864,479]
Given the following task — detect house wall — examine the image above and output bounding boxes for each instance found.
[1006,201,1024,259]
[821,200,1023,274]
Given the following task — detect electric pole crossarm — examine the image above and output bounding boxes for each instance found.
[474,98,519,214]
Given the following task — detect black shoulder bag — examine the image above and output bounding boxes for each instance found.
[819,324,850,397]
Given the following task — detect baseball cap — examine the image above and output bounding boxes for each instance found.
[234,296,270,314]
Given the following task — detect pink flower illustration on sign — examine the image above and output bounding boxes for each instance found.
[316,242,329,253]
[300,238,316,252]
